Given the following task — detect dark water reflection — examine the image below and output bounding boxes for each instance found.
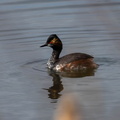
[44,71,63,100]
[0,0,120,120]
[43,68,96,99]
[57,69,96,78]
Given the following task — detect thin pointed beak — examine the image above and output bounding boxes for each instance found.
[40,44,47,47]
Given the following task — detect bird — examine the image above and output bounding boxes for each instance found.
[40,34,98,72]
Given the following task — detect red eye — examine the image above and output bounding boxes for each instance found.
[48,38,62,46]
[49,41,53,44]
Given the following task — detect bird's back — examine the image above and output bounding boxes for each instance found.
[54,53,97,71]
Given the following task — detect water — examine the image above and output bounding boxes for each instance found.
[0,0,120,120]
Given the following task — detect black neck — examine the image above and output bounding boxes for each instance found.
[50,49,61,62]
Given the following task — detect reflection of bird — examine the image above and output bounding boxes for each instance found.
[43,71,63,99]
[48,73,63,99]
[54,94,81,120]
[41,34,98,72]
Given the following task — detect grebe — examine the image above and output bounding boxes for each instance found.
[41,34,98,72]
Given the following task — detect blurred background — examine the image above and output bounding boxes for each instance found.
[0,0,120,120]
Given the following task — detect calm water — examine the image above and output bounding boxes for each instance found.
[0,0,120,120]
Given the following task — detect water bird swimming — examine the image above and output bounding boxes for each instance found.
[41,34,98,72]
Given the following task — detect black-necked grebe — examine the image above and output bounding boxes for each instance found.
[41,34,98,72]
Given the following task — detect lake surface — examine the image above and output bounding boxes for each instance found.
[0,0,120,120]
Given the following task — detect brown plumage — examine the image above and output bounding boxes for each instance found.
[41,34,98,72]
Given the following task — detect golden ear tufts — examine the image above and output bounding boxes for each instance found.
[50,38,62,45]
